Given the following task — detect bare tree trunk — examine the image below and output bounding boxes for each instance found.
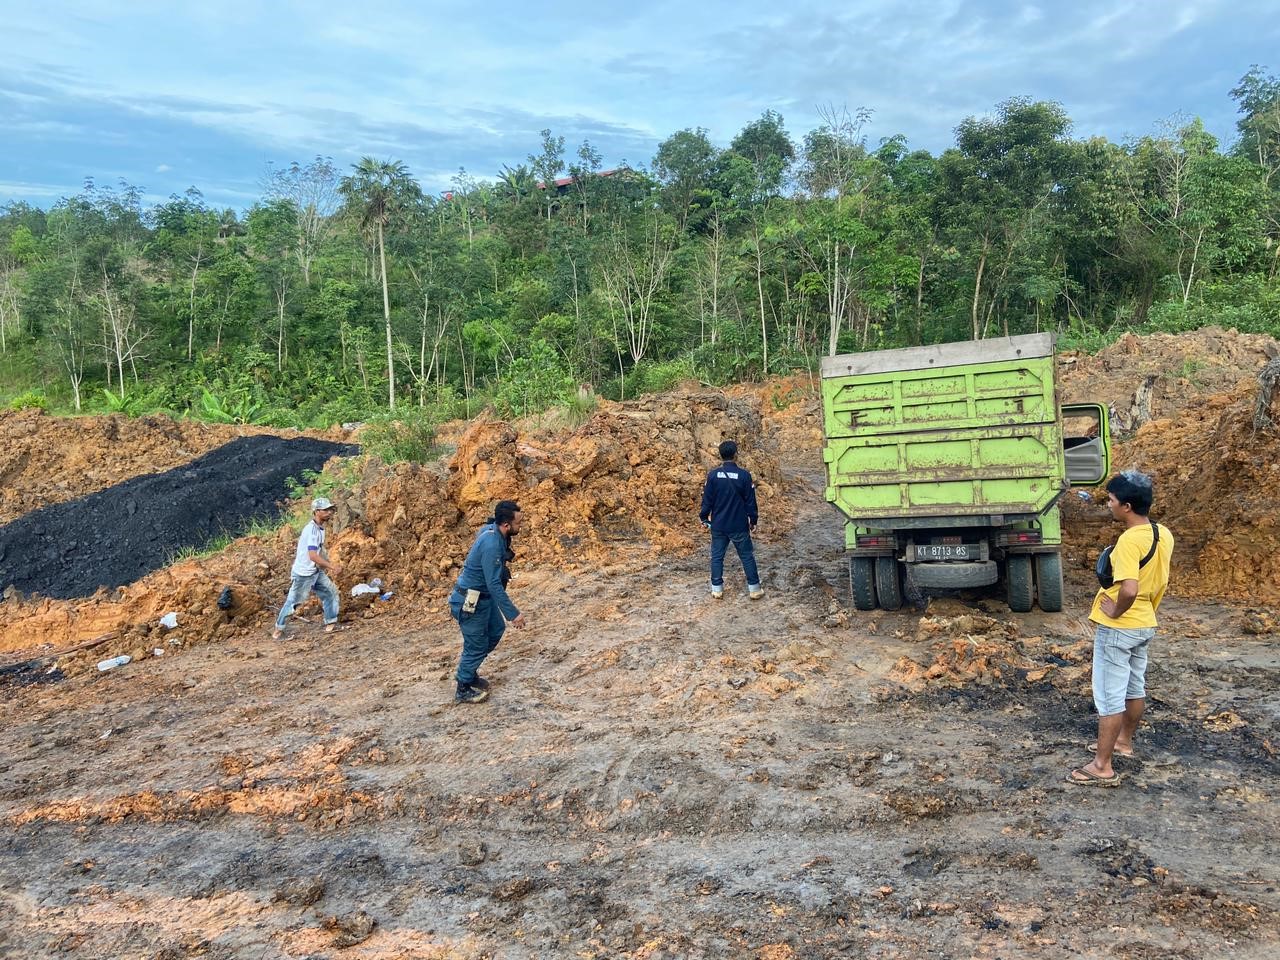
[753,223,769,375]
[276,280,288,371]
[378,220,395,410]
[419,306,428,407]
[186,244,205,360]
[710,223,721,345]
[104,283,126,398]
[0,270,16,354]
[599,215,674,367]
[1182,227,1205,304]
[971,244,988,340]
[915,250,927,344]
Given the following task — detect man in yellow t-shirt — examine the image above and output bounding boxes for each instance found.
[1068,470,1174,788]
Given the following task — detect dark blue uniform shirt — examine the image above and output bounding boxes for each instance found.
[699,460,759,534]
[452,523,520,620]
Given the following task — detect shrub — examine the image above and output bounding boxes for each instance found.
[198,388,263,424]
[97,388,146,417]
[360,410,441,464]
[8,389,48,411]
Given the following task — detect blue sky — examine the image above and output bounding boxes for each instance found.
[1,0,1276,211]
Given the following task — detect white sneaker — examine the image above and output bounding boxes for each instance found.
[748,585,764,600]
[710,585,724,599]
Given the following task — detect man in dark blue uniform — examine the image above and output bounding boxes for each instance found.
[699,440,763,600]
[449,500,526,704]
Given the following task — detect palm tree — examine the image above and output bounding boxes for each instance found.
[338,158,421,409]
[496,164,537,202]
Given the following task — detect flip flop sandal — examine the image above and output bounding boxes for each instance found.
[1087,741,1135,757]
[1066,766,1122,788]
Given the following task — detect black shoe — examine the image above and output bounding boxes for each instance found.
[455,684,489,704]
[471,676,491,691]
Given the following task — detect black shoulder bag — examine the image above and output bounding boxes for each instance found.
[1096,521,1159,588]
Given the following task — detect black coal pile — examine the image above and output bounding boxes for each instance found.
[0,436,355,600]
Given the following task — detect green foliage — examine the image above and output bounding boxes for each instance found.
[284,471,314,502]
[360,410,441,463]
[198,387,263,424]
[1174,358,1206,386]
[4,82,1278,426]
[1056,322,1121,355]
[97,388,147,417]
[633,357,699,394]
[8,389,48,411]
[166,513,288,564]
[284,460,358,506]
[491,339,576,418]
[561,389,598,428]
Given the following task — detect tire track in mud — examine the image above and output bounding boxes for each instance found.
[1,465,1278,958]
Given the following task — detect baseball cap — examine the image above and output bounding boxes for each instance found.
[311,497,335,511]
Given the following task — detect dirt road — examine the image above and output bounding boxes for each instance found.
[2,461,1276,959]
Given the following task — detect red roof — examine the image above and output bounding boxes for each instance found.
[537,168,623,190]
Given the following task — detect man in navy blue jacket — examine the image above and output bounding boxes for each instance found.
[449,500,527,703]
[699,440,763,600]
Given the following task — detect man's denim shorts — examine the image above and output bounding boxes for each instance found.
[1092,625,1157,716]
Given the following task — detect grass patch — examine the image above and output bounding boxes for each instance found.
[360,411,442,463]
[166,515,290,565]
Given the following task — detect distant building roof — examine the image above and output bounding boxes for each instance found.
[537,167,628,191]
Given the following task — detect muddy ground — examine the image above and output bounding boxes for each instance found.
[2,329,1279,959]
[2,457,1277,959]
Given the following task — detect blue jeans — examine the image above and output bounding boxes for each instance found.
[710,529,760,587]
[275,570,339,629]
[451,591,506,686]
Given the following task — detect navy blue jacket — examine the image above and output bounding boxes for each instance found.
[699,460,759,534]
[452,523,520,620]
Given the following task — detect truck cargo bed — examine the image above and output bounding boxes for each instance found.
[822,334,1065,524]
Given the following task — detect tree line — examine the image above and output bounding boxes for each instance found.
[0,68,1277,429]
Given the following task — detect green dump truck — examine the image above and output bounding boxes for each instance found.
[821,333,1110,613]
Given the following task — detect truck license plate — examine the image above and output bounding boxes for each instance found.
[920,544,972,560]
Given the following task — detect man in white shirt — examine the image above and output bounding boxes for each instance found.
[272,496,344,639]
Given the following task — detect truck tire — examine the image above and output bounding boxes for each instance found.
[875,557,903,610]
[1036,552,1065,612]
[908,561,998,589]
[1006,554,1034,613]
[850,557,876,611]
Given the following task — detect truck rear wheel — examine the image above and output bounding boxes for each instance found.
[875,557,902,610]
[850,557,876,611]
[1036,552,1065,612]
[1006,554,1034,613]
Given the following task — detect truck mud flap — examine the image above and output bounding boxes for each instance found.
[908,561,998,589]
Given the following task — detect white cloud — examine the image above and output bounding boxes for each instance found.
[0,0,1272,209]
[0,180,71,200]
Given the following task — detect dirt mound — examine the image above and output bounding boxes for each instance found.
[327,391,791,597]
[0,436,355,600]
[0,389,789,671]
[888,612,1090,689]
[726,374,822,458]
[1056,328,1280,605]
[1058,326,1280,434]
[0,408,348,524]
[1067,369,1280,605]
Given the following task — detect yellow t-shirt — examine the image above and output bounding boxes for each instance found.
[1090,522,1174,629]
